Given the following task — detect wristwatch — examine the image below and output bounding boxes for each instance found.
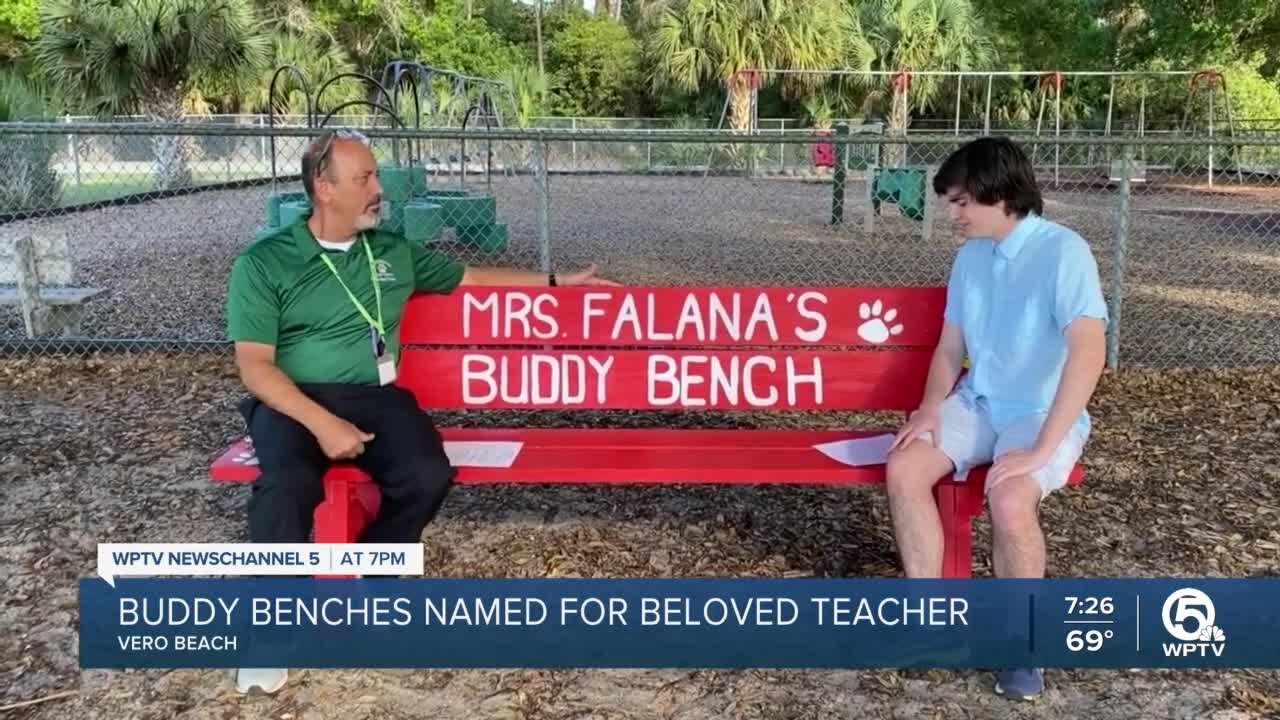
[548,272,557,287]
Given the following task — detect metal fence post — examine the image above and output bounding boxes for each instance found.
[533,136,552,272]
[64,114,83,190]
[225,132,234,181]
[779,119,785,172]
[923,164,937,242]
[864,164,876,235]
[830,122,849,225]
[1106,144,1132,370]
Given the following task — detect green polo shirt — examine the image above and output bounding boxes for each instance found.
[225,215,465,385]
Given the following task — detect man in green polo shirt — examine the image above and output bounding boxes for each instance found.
[225,129,615,694]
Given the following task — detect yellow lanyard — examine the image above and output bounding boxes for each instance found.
[318,236,384,336]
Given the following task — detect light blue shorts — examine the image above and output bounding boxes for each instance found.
[920,389,1086,499]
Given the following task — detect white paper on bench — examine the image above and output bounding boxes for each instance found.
[813,433,895,467]
[443,441,524,468]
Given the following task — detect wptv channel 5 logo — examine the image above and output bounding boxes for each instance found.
[1161,588,1227,658]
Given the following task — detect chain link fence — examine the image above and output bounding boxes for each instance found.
[1,121,1277,368]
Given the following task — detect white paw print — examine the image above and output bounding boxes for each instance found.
[856,299,904,344]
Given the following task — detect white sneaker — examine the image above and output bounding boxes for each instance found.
[235,667,288,694]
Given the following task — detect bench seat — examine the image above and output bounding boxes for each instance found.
[215,428,910,485]
[0,286,104,305]
[210,426,1081,579]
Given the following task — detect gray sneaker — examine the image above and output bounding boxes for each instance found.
[994,668,1044,700]
[235,667,288,695]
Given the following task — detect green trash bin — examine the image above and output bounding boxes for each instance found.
[872,167,927,221]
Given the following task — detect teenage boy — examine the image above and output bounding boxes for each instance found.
[885,137,1108,700]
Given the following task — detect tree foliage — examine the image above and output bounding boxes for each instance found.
[0,0,38,62]
[34,0,270,118]
[403,0,516,79]
[646,0,862,129]
[547,13,642,116]
[2,0,1276,128]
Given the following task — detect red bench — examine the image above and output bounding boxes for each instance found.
[211,285,1082,578]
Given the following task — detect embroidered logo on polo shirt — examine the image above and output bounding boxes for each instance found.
[375,259,397,283]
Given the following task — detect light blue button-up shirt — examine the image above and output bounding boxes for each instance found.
[945,213,1108,437]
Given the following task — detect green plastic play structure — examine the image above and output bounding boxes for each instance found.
[255,61,510,252]
[255,164,508,252]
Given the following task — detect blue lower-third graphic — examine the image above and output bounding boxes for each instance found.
[79,577,1280,669]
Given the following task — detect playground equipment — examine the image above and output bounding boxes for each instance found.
[380,60,513,184]
[737,67,1243,235]
[749,68,1236,185]
[1178,70,1242,185]
[257,61,512,252]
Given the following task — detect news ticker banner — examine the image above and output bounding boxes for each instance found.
[81,576,1280,670]
[96,543,424,585]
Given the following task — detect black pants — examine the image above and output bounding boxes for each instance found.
[238,383,456,544]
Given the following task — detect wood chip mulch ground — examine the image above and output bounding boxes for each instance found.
[2,355,1278,719]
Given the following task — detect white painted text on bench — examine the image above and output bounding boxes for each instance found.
[463,354,614,405]
[460,289,831,343]
[647,355,823,407]
[458,352,826,408]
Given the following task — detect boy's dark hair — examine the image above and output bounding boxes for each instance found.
[932,137,1043,217]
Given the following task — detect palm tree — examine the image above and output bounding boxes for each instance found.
[34,0,270,188]
[499,62,550,129]
[0,70,62,212]
[255,0,315,36]
[803,92,838,131]
[854,0,994,162]
[247,33,361,121]
[647,0,861,131]
[420,80,463,128]
[494,63,548,175]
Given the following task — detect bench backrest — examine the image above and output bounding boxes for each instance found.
[396,286,945,413]
[0,231,75,285]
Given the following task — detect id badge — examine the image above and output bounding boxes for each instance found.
[377,352,397,385]
[372,326,397,386]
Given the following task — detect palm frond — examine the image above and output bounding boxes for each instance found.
[33,0,269,118]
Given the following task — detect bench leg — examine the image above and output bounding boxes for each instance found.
[313,467,379,579]
[54,305,85,337]
[314,467,378,544]
[935,478,984,579]
[352,478,382,534]
[314,470,353,545]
